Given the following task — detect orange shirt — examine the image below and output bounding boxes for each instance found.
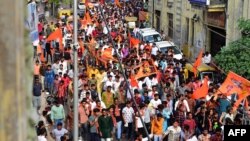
[151,117,164,135]
[34,64,40,75]
[78,105,89,124]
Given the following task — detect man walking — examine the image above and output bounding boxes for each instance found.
[98,109,113,141]
[33,78,42,114]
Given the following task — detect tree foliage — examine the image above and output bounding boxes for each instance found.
[238,18,250,37]
[214,37,250,80]
[48,0,71,5]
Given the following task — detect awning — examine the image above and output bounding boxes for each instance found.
[207,4,225,12]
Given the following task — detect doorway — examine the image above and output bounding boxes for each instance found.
[155,10,161,32]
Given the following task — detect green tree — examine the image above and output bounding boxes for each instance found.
[214,19,250,79]
[48,0,71,5]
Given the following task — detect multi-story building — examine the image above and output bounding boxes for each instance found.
[148,0,250,60]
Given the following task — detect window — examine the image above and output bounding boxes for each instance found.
[191,20,194,46]
[167,13,173,38]
[143,34,162,43]
[186,18,190,43]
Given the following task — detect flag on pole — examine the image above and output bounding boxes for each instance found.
[215,71,250,96]
[192,77,209,99]
[114,0,121,7]
[193,49,203,77]
[47,28,63,51]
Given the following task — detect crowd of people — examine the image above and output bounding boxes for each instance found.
[33,0,248,141]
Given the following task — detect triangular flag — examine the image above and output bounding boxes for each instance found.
[192,77,209,99]
[114,0,121,7]
[130,37,140,47]
[47,28,63,51]
[130,75,139,88]
[102,48,114,60]
[84,12,92,25]
[193,49,203,77]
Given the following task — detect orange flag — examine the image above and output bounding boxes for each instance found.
[192,77,209,99]
[47,28,63,51]
[85,0,89,6]
[130,37,140,47]
[130,75,139,88]
[193,49,203,77]
[114,0,121,7]
[84,12,92,25]
[216,71,250,96]
[102,48,115,60]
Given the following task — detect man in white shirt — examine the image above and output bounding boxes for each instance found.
[57,64,67,75]
[163,121,182,141]
[203,51,211,65]
[174,95,190,113]
[122,101,135,140]
[52,122,68,141]
[52,60,60,74]
[151,43,159,56]
[113,75,121,93]
[38,128,47,141]
[103,75,114,91]
[59,58,67,73]
[150,94,162,114]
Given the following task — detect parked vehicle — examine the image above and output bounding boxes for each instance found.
[137,28,162,43]
[185,63,217,83]
[155,41,183,60]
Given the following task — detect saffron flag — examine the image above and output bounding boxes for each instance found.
[85,0,89,6]
[216,71,250,96]
[192,77,209,99]
[84,12,92,25]
[130,75,139,88]
[47,28,63,51]
[102,48,115,61]
[114,0,121,7]
[130,37,140,47]
[193,49,203,77]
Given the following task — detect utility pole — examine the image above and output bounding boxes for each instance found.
[152,0,155,27]
[73,0,79,141]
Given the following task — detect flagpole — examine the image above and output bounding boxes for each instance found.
[73,0,79,140]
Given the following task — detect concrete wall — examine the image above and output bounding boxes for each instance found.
[226,0,243,45]
[0,0,35,141]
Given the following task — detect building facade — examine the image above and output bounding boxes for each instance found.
[148,0,250,60]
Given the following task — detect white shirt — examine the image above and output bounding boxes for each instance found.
[203,54,211,64]
[57,69,67,75]
[38,136,47,141]
[122,107,135,123]
[52,128,68,141]
[52,63,60,74]
[67,69,74,79]
[151,46,159,56]
[143,77,152,90]
[59,61,67,72]
[151,77,158,86]
[113,80,121,92]
[86,26,93,36]
[174,99,190,112]
[150,99,162,109]
[165,126,182,141]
